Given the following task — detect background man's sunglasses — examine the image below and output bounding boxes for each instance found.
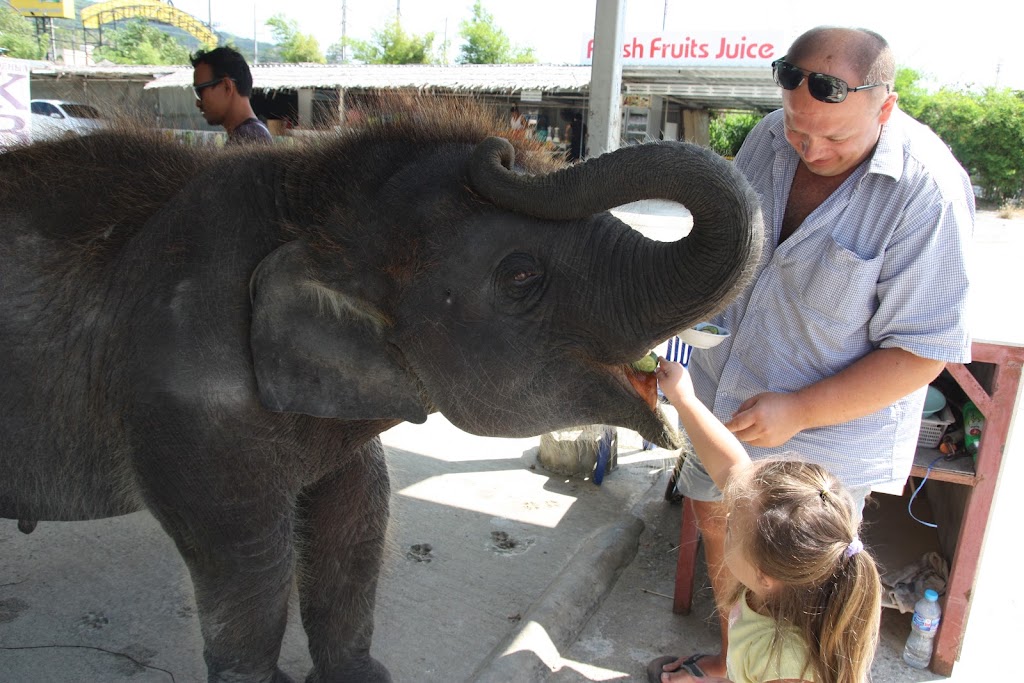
[193,77,235,100]
[771,58,888,103]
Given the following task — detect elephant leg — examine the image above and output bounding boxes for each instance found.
[296,437,392,683]
[144,473,298,683]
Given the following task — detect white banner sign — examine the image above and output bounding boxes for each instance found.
[0,59,34,149]
[582,31,785,67]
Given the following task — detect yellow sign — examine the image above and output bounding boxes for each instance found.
[623,95,651,108]
[11,0,75,19]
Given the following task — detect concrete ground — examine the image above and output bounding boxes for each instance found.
[2,209,1021,682]
[3,417,1019,683]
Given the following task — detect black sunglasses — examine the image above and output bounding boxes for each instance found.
[771,58,888,103]
[193,77,234,100]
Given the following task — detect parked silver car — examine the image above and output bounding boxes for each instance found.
[30,99,107,140]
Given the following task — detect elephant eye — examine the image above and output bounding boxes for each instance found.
[512,269,539,283]
[495,253,544,306]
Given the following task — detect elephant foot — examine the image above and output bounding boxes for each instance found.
[305,657,392,683]
[208,666,296,683]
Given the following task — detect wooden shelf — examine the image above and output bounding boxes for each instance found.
[910,447,976,486]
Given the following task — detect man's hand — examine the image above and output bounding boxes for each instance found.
[725,348,947,447]
[725,392,805,447]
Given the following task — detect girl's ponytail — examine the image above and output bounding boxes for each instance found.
[817,541,881,683]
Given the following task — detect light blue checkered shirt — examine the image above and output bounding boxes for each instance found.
[690,107,974,491]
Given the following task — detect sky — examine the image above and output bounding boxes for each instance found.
[171,0,1023,90]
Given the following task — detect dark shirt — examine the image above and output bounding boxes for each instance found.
[567,121,587,161]
[227,118,273,146]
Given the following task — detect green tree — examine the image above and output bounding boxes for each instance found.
[915,87,1024,202]
[344,16,436,65]
[457,1,535,64]
[266,14,325,64]
[93,19,190,65]
[894,67,928,118]
[0,6,45,59]
[708,111,762,157]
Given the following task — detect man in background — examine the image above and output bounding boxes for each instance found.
[191,46,272,146]
[566,111,587,162]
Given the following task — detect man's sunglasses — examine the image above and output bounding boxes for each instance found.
[193,77,234,100]
[771,58,888,103]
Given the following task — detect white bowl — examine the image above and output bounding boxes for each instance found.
[677,322,731,349]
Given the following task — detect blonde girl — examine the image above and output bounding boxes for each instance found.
[650,358,881,683]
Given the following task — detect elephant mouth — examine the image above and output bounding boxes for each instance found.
[613,363,679,449]
[623,365,660,411]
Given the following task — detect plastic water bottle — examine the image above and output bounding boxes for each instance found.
[903,589,942,669]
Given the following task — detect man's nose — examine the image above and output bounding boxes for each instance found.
[801,138,826,162]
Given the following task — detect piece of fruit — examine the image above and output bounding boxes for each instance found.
[700,324,720,334]
[630,351,658,373]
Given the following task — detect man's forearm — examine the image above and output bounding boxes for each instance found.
[790,348,947,430]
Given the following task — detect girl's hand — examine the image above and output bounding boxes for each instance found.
[655,357,695,407]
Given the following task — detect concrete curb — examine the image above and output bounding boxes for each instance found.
[469,515,646,683]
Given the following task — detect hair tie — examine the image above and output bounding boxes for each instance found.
[844,537,864,559]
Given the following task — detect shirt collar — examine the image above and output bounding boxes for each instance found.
[866,107,905,182]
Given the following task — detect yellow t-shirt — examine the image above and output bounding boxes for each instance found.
[726,589,816,683]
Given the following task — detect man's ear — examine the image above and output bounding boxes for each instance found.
[249,240,429,423]
[878,91,898,123]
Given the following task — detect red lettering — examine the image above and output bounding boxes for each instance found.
[650,36,663,59]
[586,39,595,59]
[629,36,644,60]
[758,43,775,59]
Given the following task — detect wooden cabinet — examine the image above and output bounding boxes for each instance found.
[912,341,1024,675]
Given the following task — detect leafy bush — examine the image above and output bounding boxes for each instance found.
[709,111,763,157]
[912,86,1024,202]
[0,6,44,59]
[93,19,191,65]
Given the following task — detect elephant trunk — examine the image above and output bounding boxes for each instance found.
[468,137,764,354]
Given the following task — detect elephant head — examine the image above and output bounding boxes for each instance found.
[249,126,762,450]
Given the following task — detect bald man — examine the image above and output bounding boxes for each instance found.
[651,26,974,682]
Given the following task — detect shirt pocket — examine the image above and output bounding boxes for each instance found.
[780,235,883,326]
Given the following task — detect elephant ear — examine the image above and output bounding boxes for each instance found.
[249,240,428,423]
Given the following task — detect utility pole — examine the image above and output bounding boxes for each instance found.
[341,0,348,63]
[589,0,626,158]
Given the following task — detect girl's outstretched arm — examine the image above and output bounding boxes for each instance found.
[656,358,751,490]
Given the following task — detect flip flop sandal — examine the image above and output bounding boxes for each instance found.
[646,653,709,681]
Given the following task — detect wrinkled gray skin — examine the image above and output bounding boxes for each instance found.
[0,107,761,682]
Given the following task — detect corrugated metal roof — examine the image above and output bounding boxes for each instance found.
[26,61,781,110]
[31,63,179,80]
[144,63,594,92]
[623,65,781,110]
